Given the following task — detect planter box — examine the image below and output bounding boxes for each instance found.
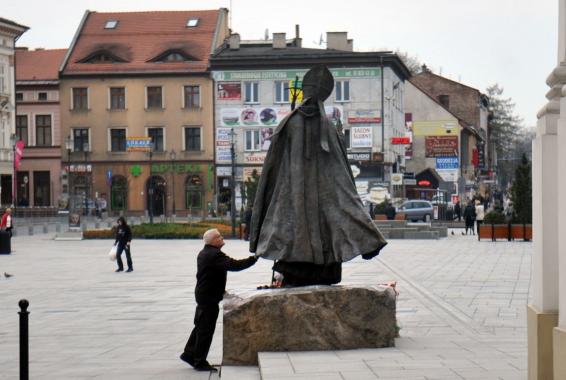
[479,224,532,241]
[395,213,406,221]
[511,224,532,241]
[374,214,387,221]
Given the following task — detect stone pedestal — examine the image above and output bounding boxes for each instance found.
[222,285,397,365]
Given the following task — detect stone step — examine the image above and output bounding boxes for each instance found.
[404,231,439,239]
[221,365,260,380]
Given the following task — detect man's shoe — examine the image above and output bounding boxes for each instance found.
[179,353,195,367]
[115,269,123,272]
[126,268,133,272]
[194,364,218,372]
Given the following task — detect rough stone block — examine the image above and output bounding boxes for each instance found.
[223,285,397,365]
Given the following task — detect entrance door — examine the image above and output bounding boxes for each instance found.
[111,176,127,211]
[146,175,166,216]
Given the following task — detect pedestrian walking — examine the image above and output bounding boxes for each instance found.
[1,208,14,237]
[475,199,485,235]
[242,206,252,241]
[114,217,133,272]
[463,201,476,235]
[454,201,461,222]
[180,228,258,372]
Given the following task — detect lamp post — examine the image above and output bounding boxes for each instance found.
[65,136,73,210]
[10,134,17,207]
[170,150,176,217]
[229,128,237,238]
[83,142,89,216]
[148,142,154,224]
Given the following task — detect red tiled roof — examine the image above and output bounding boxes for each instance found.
[63,10,222,75]
[16,49,67,81]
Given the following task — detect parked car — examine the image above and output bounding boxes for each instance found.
[398,200,434,222]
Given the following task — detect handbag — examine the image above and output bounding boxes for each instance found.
[109,245,118,261]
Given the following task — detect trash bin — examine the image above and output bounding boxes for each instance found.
[0,230,11,254]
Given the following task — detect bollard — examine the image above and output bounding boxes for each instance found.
[19,299,29,380]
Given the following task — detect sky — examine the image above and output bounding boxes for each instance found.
[4,0,558,127]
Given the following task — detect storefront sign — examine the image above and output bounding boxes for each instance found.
[244,152,267,164]
[216,146,232,163]
[216,128,232,141]
[69,164,92,173]
[391,173,403,185]
[217,82,241,100]
[403,178,417,186]
[418,180,431,187]
[413,121,458,136]
[347,110,381,124]
[216,166,232,176]
[347,152,371,161]
[151,163,208,174]
[219,105,343,127]
[435,157,459,170]
[425,136,458,157]
[477,143,486,169]
[438,170,459,182]
[126,137,152,152]
[243,167,262,180]
[391,137,411,145]
[351,127,373,148]
[213,68,381,82]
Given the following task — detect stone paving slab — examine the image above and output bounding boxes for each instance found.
[0,232,530,379]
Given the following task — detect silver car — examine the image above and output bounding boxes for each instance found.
[398,200,434,222]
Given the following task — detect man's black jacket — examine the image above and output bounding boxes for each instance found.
[195,245,257,305]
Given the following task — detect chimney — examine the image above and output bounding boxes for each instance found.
[34,47,45,51]
[228,33,240,50]
[326,32,352,51]
[15,47,28,51]
[294,24,302,47]
[272,33,286,49]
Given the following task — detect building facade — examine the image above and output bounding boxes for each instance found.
[210,31,410,212]
[59,9,229,217]
[15,48,67,207]
[0,17,28,205]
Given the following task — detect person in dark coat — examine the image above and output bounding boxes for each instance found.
[242,206,253,241]
[180,228,257,372]
[454,201,461,221]
[114,217,133,272]
[463,201,476,235]
[385,202,397,220]
[248,65,387,286]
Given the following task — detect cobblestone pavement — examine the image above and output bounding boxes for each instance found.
[0,231,530,379]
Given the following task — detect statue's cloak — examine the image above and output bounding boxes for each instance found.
[249,98,387,266]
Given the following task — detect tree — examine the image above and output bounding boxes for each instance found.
[395,50,424,75]
[510,154,532,224]
[486,84,524,187]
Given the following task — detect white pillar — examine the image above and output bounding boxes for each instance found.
[559,87,566,329]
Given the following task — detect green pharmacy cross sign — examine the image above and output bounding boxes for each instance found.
[130,165,142,177]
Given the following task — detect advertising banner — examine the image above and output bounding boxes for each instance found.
[347,152,371,161]
[261,128,274,151]
[216,147,232,163]
[413,120,458,136]
[347,110,381,124]
[219,105,343,127]
[217,82,241,100]
[126,137,152,152]
[425,136,459,157]
[14,140,24,170]
[351,127,373,148]
[435,157,459,170]
[244,152,267,164]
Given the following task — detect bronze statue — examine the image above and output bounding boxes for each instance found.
[249,65,387,286]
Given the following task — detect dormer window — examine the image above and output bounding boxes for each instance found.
[149,50,195,63]
[105,20,118,29]
[186,18,199,27]
[78,50,127,64]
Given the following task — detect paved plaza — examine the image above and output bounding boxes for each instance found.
[0,230,530,380]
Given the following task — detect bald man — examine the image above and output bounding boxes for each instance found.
[180,228,257,372]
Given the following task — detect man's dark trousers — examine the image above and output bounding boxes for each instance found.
[184,303,219,366]
[116,244,132,271]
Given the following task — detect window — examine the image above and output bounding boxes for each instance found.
[105,20,118,29]
[110,129,127,152]
[110,87,125,109]
[33,171,51,206]
[185,175,203,209]
[185,127,201,151]
[245,130,260,151]
[0,64,5,94]
[438,94,450,108]
[244,81,259,103]
[184,85,200,108]
[38,92,47,101]
[186,18,199,27]
[344,129,351,149]
[15,92,23,101]
[335,80,350,102]
[72,87,88,110]
[148,127,164,152]
[16,115,28,145]
[146,86,163,109]
[35,115,52,146]
[110,128,126,152]
[162,52,186,62]
[274,81,289,103]
[73,128,89,152]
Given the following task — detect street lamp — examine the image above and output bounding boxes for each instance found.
[65,136,73,210]
[148,142,154,224]
[170,150,176,217]
[83,142,89,216]
[10,134,17,207]
[229,128,237,238]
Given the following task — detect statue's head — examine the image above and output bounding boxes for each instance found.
[302,65,334,102]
